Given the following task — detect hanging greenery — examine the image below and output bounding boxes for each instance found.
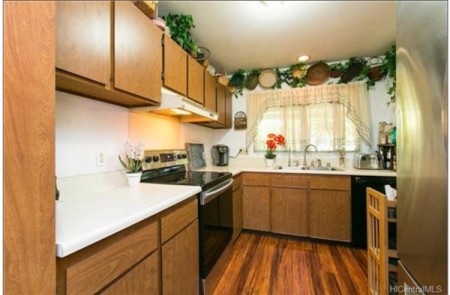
[227,43,396,104]
[381,44,396,104]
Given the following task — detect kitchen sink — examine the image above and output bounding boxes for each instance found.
[274,166,344,171]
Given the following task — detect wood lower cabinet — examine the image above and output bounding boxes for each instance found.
[309,175,351,242]
[163,35,187,96]
[162,220,199,295]
[114,1,162,102]
[271,188,308,236]
[187,56,205,105]
[242,173,351,242]
[243,186,270,231]
[57,197,198,295]
[309,189,351,241]
[101,253,159,295]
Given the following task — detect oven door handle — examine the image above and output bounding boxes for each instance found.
[201,179,233,205]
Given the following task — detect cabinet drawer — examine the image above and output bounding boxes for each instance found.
[233,174,242,191]
[271,174,309,188]
[243,173,271,186]
[310,175,350,191]
[66,220,157,295]
[161,198,198,243]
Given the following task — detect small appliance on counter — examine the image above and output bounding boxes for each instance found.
[212,145,229,166]
[353,153,383,170]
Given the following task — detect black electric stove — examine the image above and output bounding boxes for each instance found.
[140,149,234,295]
[141,164,232,191]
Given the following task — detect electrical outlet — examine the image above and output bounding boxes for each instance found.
[96,151,106,167]
[240,148,247,155]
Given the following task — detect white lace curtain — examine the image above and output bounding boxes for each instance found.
[246,82,372,151]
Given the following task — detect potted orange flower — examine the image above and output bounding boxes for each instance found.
[264,133,285,166]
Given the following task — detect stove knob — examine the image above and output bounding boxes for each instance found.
[177,154,182,160]
[145,157,152,163]
[182,154,187,159]
[152,156,160,162]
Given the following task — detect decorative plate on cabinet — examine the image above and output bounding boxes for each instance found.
[258,69,277,88]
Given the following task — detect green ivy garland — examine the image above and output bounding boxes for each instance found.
[228,44,396,104]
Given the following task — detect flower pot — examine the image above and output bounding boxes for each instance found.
[265,158,276,167]
[126,172,142,187]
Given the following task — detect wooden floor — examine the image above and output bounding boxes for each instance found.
[213,232,367,295]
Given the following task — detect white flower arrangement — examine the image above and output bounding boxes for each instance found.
[118,141,144,173]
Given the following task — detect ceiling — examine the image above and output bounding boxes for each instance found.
[158,1,396,73]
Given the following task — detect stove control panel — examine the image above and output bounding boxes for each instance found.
[142,149,188,170]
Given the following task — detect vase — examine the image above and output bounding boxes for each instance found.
[126,172,142,187]
[265,158,275,167]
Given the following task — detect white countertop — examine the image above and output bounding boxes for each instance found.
[56,162,394,258]
[56,183,201,258]
[194,163,397,177]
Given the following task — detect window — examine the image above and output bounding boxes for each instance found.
[246,83,371,152]
[254,102,360,152]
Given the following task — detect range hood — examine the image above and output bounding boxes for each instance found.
[131,88,218,122]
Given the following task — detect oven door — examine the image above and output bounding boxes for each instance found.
[199,179,233,279]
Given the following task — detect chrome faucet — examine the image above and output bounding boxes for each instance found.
[303,144,318,167]
[288,147,292,167]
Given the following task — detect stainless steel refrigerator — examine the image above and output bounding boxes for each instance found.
[397,1,448,294]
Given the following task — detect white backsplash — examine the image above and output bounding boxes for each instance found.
[56,91,129,178]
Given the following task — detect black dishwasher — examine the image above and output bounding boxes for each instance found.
[351,176,396,248]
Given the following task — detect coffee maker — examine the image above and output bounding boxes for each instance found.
[212,145,229,166]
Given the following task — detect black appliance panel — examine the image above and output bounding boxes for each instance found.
[351,176,396,248]
[199,185,233,278]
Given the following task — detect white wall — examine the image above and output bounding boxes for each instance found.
[57,92,217,177]
[56,74,395,177]
[56,92,129,177]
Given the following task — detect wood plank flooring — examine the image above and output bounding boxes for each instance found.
[213,232,367,295]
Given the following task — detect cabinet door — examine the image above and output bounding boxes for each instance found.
[204,72,216,110]
[114,2,162,102]
[216,84,226,125]
[187,56,204,105]
[101,253,158,295]
[162,220,199,295]
[163,36,187,96]
[56,1,110,85]
[232,187,243,241]
[271,188,308,236]
[225,88,232,127]
[243,186,270,231]
[309,190,351,241]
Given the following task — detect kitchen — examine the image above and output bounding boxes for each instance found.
[4,1,447,295]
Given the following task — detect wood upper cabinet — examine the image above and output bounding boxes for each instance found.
[243,186,270,231]
[114,1,162,102]
[56,1,161,107]
[56,1,110,85]
[204,72,217,110]
[163,35,187,96]
[101,253,159,295]
[162,220,199,295]
[225,87,233,127]
[271,188,308,237]
[187,56,204,105]
[216,83,227,125]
